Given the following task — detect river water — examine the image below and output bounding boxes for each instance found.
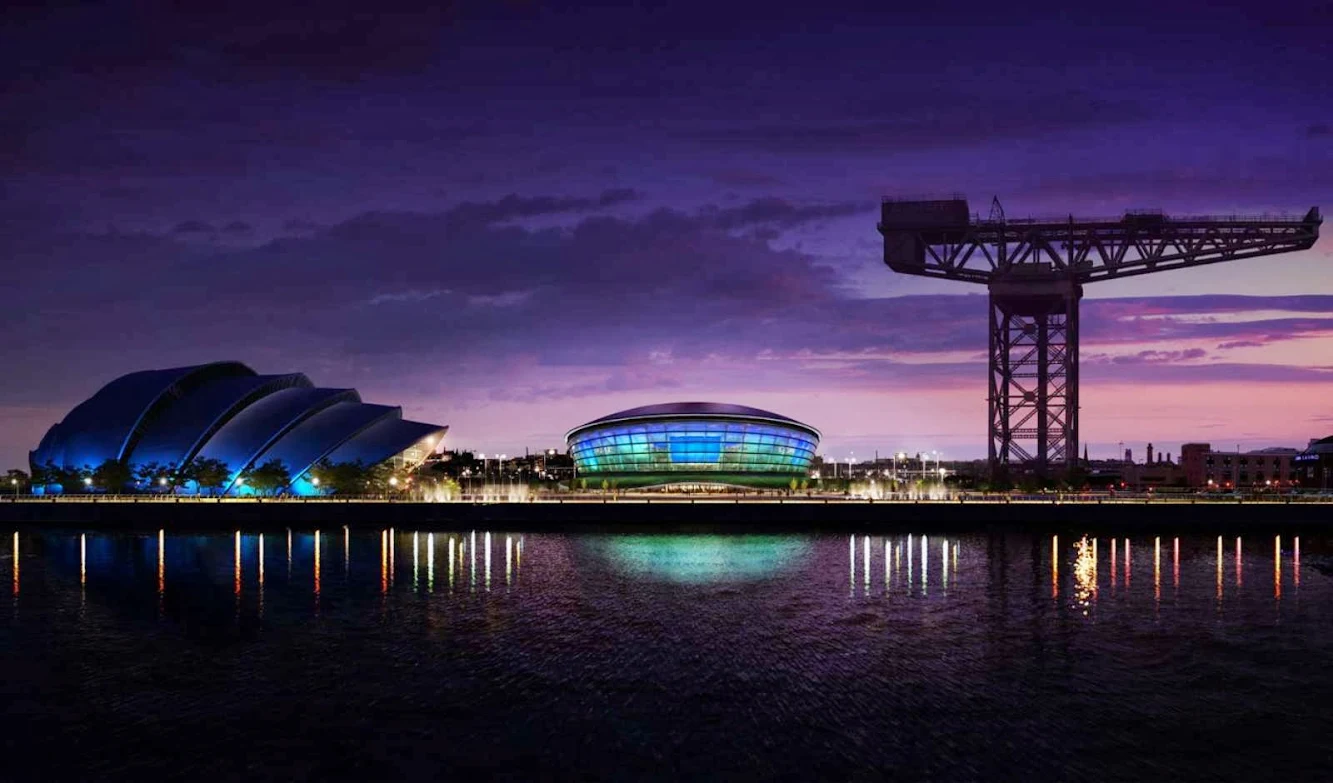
[1,527,1329,780]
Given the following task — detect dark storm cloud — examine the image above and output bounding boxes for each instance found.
[691,93,1148,154]
[1,1,466,83]
[173,220,214,234]
[703,198,871,231]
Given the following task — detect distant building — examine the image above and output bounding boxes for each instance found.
[1180,443,1298,489]
[1294,436,1333,490]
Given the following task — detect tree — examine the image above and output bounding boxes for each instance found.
[800,478,809,492]
[239,459,291,496]
[4,469,29,494]
[309,459,370,495]
[191,458,232,495]
[134,461,171,491]
[29,463,52,488]
[364,461,393,495]
[601,479,609,493]
[789,477,799,494]
[92,459,134,493]
[40,462,87,493]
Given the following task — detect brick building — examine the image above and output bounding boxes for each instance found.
[1180,443,1299,489]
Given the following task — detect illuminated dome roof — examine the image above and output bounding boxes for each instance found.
[565,401,821,488]
[30,362,446,495]
[568,402,819,440]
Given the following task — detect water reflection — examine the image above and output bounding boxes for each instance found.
[1072,535,1096,615]
[1275,536,1282,601]
[6,529,1319,628]
[1173,537,1179,591]
[258,533,264,618]
[590,535,810,584]
[234,530,241,597]
[314,530,322,600]
[1154,537,1160,604]
[1052,535,1058,599]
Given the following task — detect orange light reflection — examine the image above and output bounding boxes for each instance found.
[314,529,321,596]
[1173,537,1179,590]
[1051,535,1058,599]
[234,530,241,596]
[1274,535,1281,600]
[157,529,165,605]
[1153,537,1160,603]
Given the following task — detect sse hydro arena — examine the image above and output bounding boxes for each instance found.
[30,362,446,496]
[566,402,820,489]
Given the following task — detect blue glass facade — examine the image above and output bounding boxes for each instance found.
[566,404,819,485]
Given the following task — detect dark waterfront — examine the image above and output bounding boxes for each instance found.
[3,526,1332,780]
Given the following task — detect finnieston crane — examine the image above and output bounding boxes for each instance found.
[877,198,1322,480]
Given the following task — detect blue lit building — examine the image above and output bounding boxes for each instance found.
[30,362,446,495]
[566,402,820,488]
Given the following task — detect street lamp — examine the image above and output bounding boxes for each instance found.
[311,476,321,492]
[83,477,93,491]
[10,477,17,497]
[389,476,399,487]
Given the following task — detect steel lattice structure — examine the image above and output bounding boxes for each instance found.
[878,199,1321,479]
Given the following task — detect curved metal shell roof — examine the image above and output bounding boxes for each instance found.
[30,363,450,496]
[30,362,254,470]
[566,401,820,440]
[128,373,312,470]
[229,402,399,494]
[195,386,359,488]
[322,417,447,467]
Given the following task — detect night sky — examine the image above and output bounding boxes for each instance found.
[3,0,1331,470]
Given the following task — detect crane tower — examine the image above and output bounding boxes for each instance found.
[878,199,1321,480]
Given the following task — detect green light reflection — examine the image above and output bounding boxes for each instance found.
[586,535,811,584]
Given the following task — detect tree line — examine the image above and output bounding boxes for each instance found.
[20,456,433,497]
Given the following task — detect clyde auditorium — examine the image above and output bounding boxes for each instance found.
[566,402,820,488]
[30,362,446,495]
